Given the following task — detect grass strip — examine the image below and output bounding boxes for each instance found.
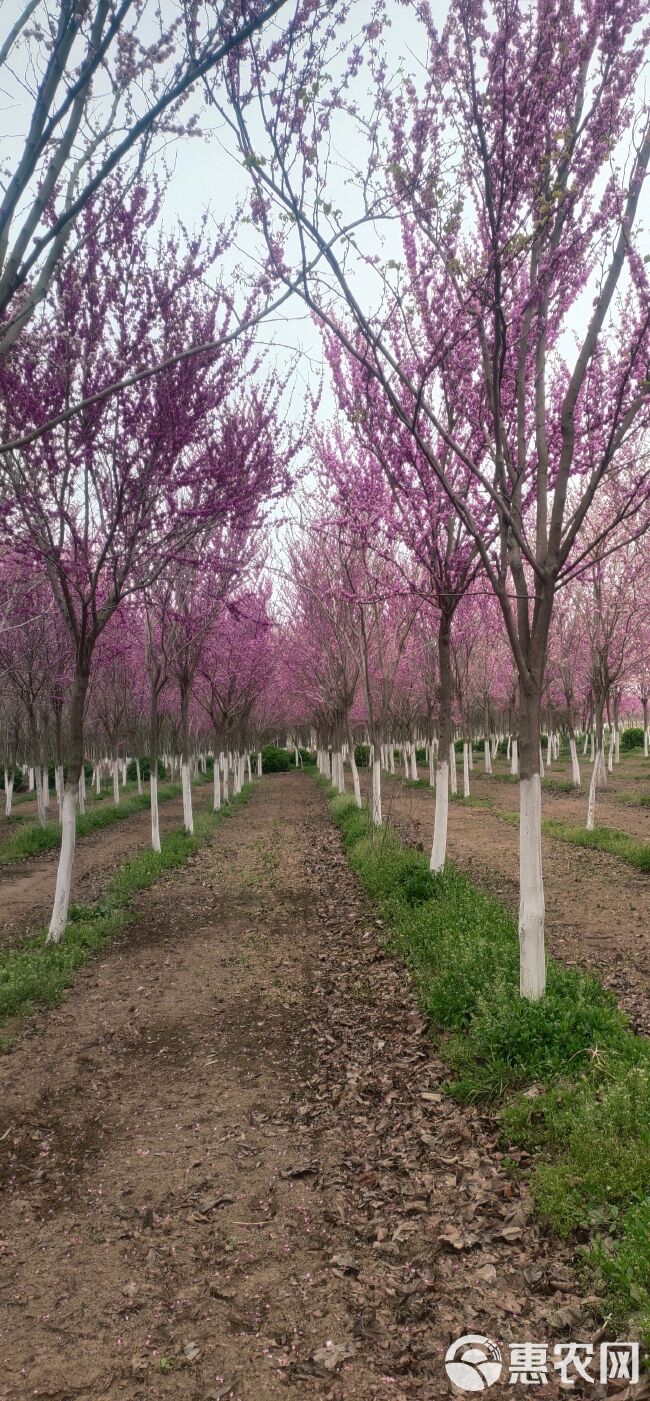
[320,778,650,1347]
[0,776,211,865]
[0,785,252,1030]
[497,809,650,873]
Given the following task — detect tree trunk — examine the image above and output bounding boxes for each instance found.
[518,684,545,1001]
[410,740,418,781]
[430,612,452,871]
[149,689,162,852]
[47,663,90,944]
[180,684,193,834]
[462,741,470,798]
[347,724,362,808]
[371,754,381,825]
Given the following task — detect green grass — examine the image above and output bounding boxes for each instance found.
[618,790,650,809]
[541,776,583,795]
[497,809,650,872]
[0,776,210,865]
[321,778,650,1346]
[0,785,252,1029]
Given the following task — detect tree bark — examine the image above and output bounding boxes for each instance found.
[47,661,90,944]
[518,682,545,1000]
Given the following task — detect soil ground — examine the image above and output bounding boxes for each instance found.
[363,752,650,1035]
[0,791,202,950]
[0,774,627,1401]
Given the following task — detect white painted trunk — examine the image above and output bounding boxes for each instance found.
[546,732,552,766]
[222,764,229,803]
[462,742,470,799]
[469,742,474,771]
[519,775,546,999]
[294,745,300,767]
[46,788,77,944]
[506,736,511,761]
[511,739,519,776]
[569,737,581,787]
[371,757,382,826]
[410,744,418,781]
[402,746,409,780]
[586,756,599,831]
[449,744,457,796]
[590,732,595,762]
[181,762,194,833]
[350,751,362,807]
[336,750,345,794]
[213,761,221,811]
[28,766,34,791]
[34,766,46,828]
[257,750,262,778]
[136,759,143,795]
[597,745,607,789]
[389,744,395,775]
[113,761,120,804]
[42,768,50,809]
[429,741,436,788]
[4,771,13,817]
[150,772,161,851]
[430,760,449,872]
[95,765,101,794]
[484,737,492,774]
[246,753,252,784]
[607,728,614,772]
[615,729,620,764]
[645,728,649,758]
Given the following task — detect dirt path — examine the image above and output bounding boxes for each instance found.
[371,774,650,1036]
[0,792,199,949]
[0,773,608,1401]
[465,763,650,843]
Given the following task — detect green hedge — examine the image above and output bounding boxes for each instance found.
[261,744,291,773]
[621,727,645,751]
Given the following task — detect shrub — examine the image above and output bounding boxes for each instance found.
[261,744,291,773]
[354,743,371,768]
[415,746,428,763]
[298,747,315,765]
[620,726,645,751]
[126,757,165,782]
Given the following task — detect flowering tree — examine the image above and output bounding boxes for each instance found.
[224,0,650,997]
[0,0,299,354]
[0,181,284,941]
